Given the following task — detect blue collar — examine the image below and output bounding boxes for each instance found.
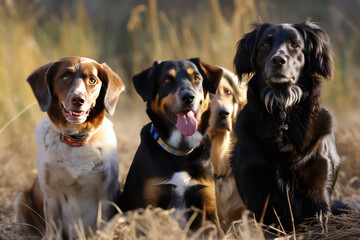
[150,124,194,156]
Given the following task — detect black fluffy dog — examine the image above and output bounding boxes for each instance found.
[231,20,341,230]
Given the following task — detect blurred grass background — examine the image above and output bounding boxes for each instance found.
[0,0,359,136]
[0,0,359,238]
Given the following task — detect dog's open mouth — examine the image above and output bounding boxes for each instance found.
[62,104,90,123]
[168,109,198,136]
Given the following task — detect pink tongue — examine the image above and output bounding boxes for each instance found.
[176,111,198,136]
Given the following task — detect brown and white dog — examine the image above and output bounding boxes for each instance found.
[15,57,124,239]
[207,67,247,230]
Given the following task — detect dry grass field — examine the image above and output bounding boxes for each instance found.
[0,0,359,239]
[0,99,359,239]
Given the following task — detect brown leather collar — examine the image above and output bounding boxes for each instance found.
[60,133,92,147]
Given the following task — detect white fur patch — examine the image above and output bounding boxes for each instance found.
[153,171,198,227]
[261,85,303,113]
[168,129,203,150]
[34,117,119,237]
[72,80,87,96]
[155,171,196,211]
[168,130,182,149]
[167,172,196,199]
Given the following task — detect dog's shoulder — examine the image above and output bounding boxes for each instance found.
[139,122,153,142]
[136,123,160,161]
[34,117,55,146]
[91,117,117,151]
[313,104,336,135]
[235,103,273,144]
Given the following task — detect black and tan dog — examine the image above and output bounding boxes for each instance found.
[232,21,341,230]
[120,58,223,234]
[207,67,247,230]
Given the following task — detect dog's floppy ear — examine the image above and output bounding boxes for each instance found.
[99,63,125,115]
[233,25,261,82]
[132,61,161,102]
[189,58,223,94]
[296,20,334,81]
[27,62,59,112]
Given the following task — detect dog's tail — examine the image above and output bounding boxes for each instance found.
[331,199,356,215]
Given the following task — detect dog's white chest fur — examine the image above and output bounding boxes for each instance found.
[35,117,119,235]
[35,117,117,181]
[168,171,196,199]
[157,171,196,211]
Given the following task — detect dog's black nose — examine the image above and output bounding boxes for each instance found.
[270,55,287,67]
[181,93,195,105]
[218,109,230,119]
[71,95,85,106]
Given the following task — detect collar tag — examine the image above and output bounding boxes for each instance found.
[279,110,288,132]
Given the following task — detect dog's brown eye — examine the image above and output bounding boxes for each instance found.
[62,76,69,81]
[261,42,270,48]
[194,76,201,82]
[163,79,170,84]
[291,43,299,49]
[225,90,232,96]
[89,77,97,85]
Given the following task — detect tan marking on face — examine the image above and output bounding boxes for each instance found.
[168,69,176,79]
[187,67,203,85]
[150,94,161,115]
[151,93,177,121]
[187,67,195,76]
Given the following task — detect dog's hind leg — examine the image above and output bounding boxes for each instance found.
[15,178,46,238]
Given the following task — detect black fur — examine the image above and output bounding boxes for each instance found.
[120,59,223,233]
[231,20,340,230]
[120,123,213,210]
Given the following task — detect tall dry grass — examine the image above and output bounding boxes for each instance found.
[0,3,105,238]
[0,0,359,239]
[127,0,258,74]
[0,1,101,136]
[0,0,358,134]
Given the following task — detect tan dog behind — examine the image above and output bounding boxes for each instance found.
[15,57,124,239]
[208,67,247,230]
